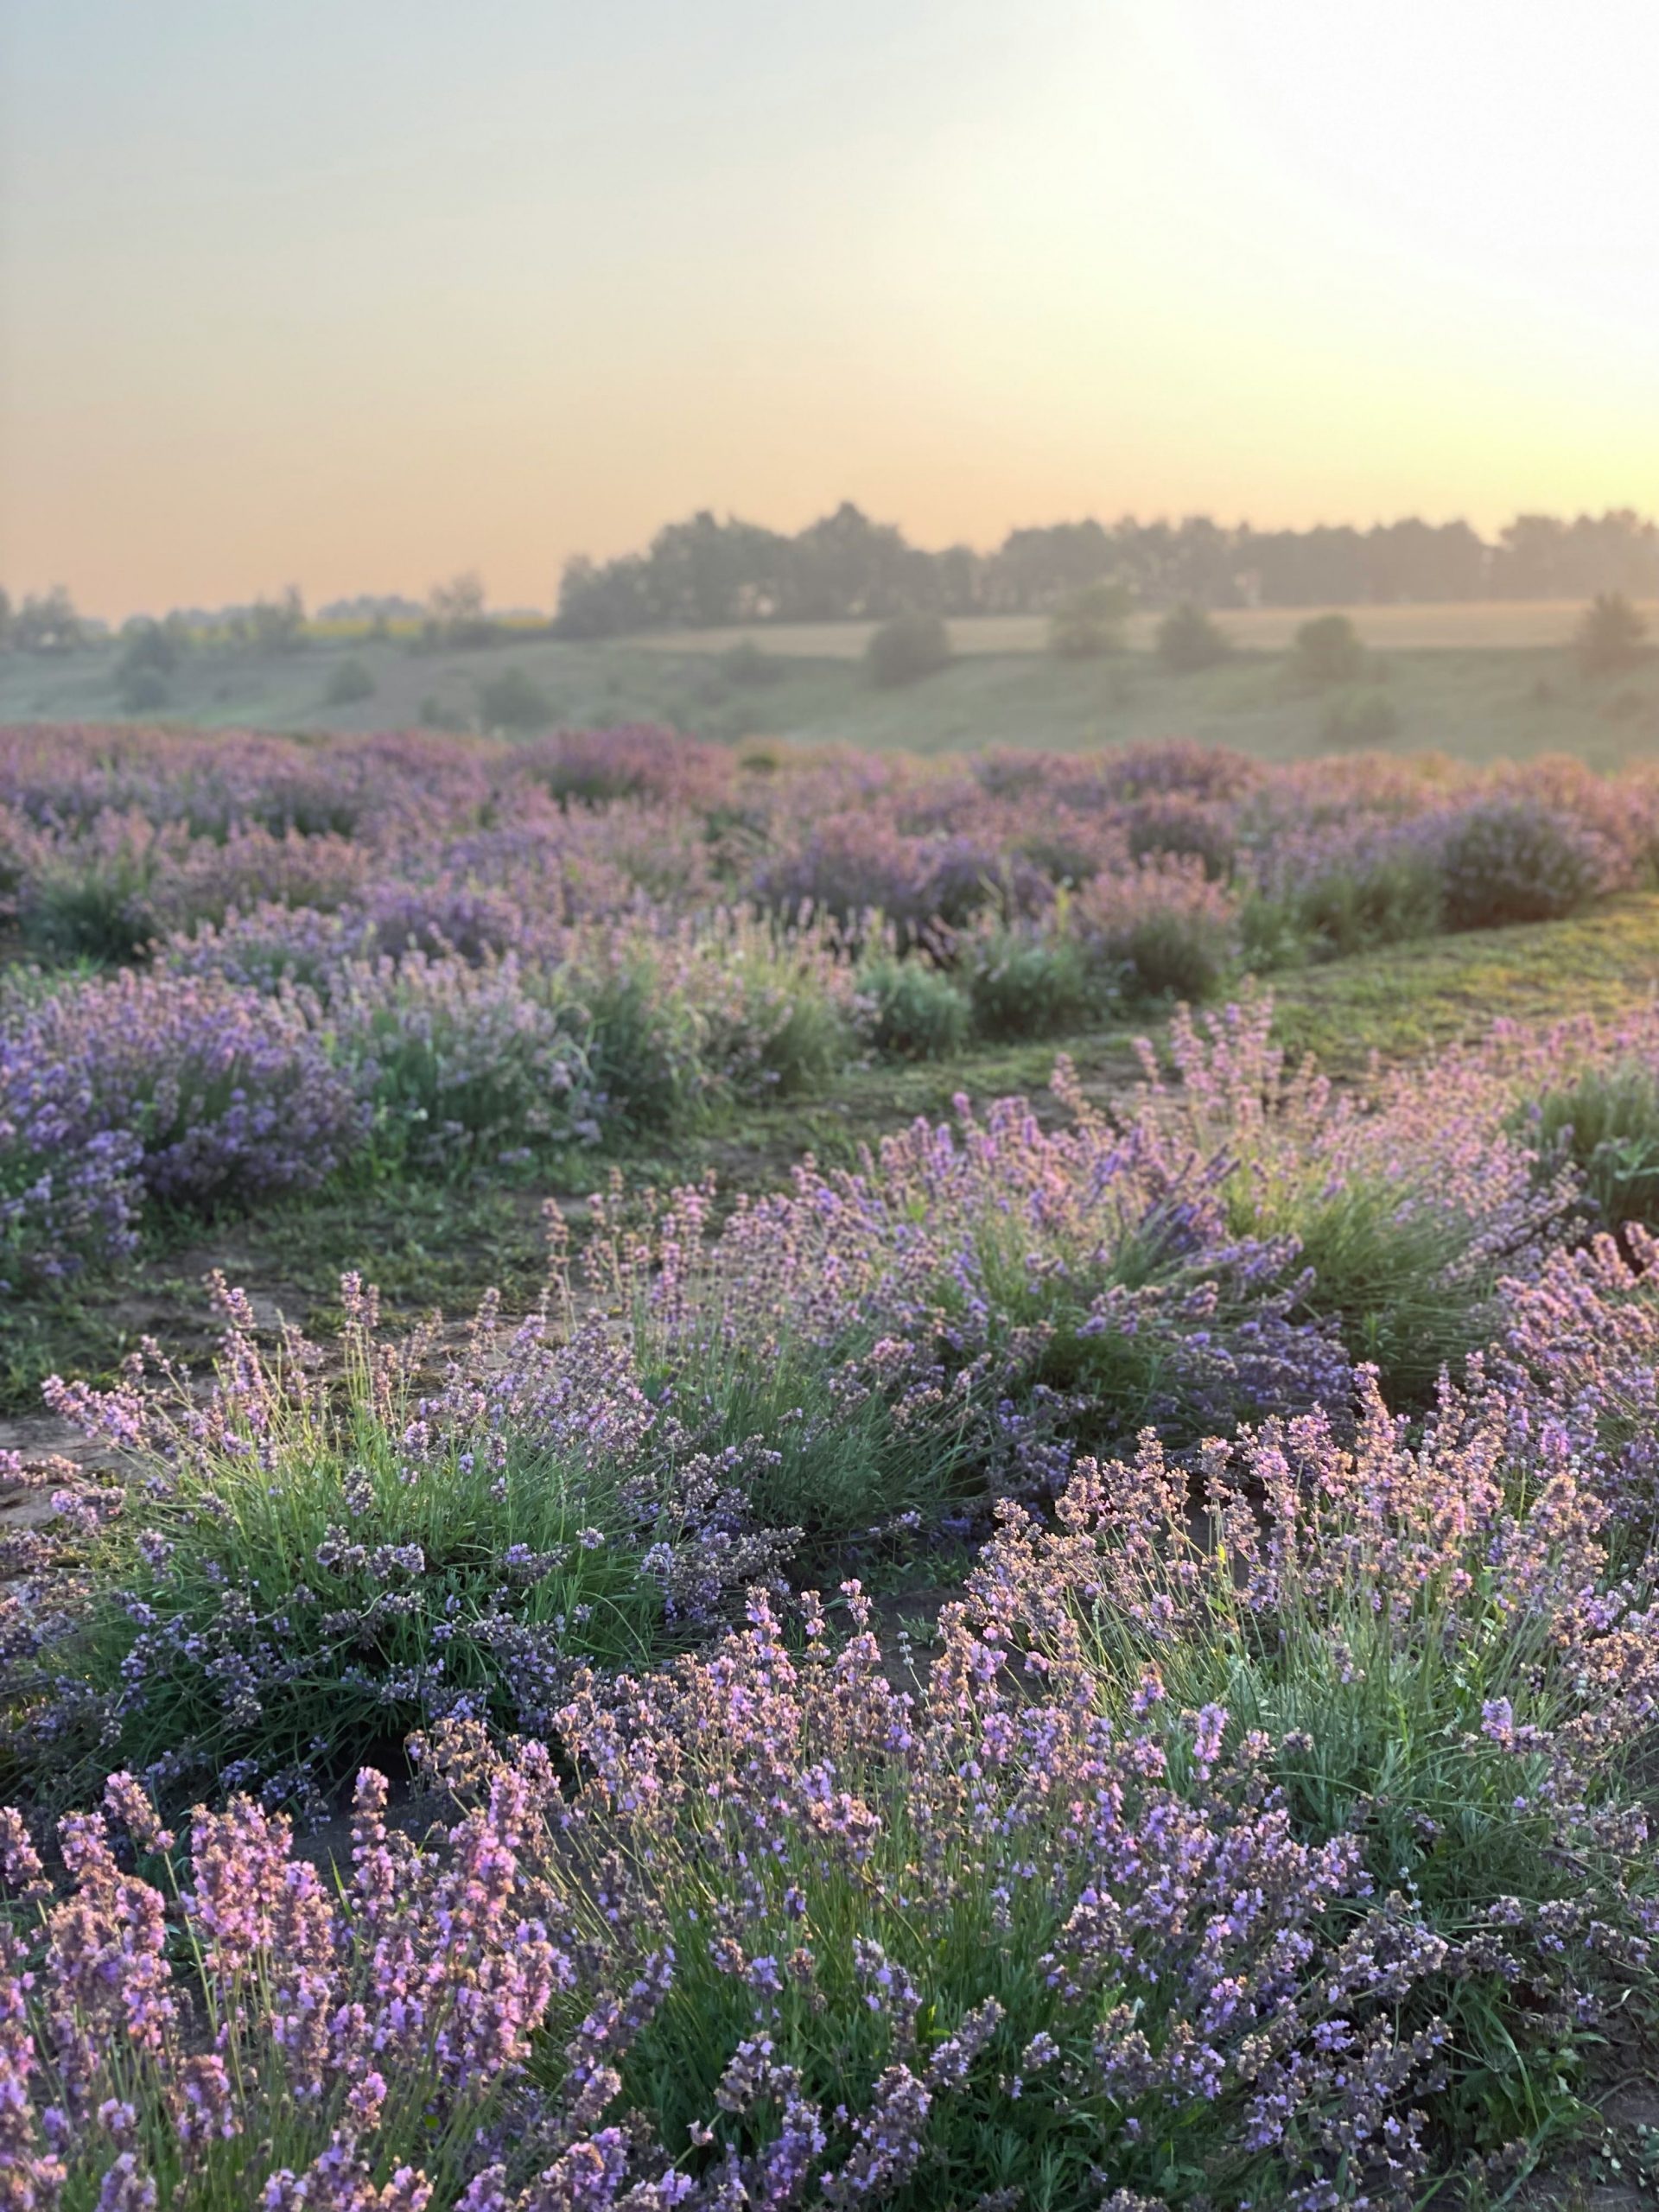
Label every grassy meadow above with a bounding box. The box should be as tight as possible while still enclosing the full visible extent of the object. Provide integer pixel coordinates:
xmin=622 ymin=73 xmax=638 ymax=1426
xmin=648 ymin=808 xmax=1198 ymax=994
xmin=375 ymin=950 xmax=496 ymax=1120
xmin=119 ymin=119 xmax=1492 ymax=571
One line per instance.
xmin=8 ymin=600 xmax=1659 ymax=765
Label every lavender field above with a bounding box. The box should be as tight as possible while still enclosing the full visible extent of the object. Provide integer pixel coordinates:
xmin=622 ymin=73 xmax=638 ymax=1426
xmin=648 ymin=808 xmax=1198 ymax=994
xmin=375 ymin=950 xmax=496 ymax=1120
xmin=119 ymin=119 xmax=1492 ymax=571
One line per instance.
xmin=8 ymin=719 xmax=1659 ymax=2207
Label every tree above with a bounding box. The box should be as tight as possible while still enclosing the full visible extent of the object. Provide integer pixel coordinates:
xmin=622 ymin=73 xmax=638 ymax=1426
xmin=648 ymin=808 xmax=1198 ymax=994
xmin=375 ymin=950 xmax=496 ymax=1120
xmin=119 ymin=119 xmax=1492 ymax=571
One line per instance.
xmin=15 ymin=586 xmax=84 ymax=653
xmin=1292 ymin=613 xmax=1365 ymax=685
xmin=427 ymin=572 xmax=494 ymax=649
xmin=0 ymin=588 xmax=12 ymax=649
xmin=1155 ymin=602 xmax=1230 ymax=672
xmin=1574 ymin=592 xmax=1648 ymax=677
xmin=556 ymin=553 xmax=651 ymax=639
xmin=1049 ymin=580 xmax=1134 ymax=659
xmin=249 ymin=588 xmax=307 ymax=653
xmin=118 ymin=617 xmax=182 ymax=677
xmin=118 ymin=666 xmax=170 ymax=715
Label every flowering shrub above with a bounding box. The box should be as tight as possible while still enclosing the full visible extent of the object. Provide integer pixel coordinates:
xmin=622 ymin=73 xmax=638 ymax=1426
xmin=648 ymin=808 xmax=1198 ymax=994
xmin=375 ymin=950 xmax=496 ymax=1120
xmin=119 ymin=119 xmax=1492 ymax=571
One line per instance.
xmin=856 ymin=952 xmax=970 ymax=1059
xmin=1070 ymin=855 xmax=1238 ymax=1001
xmin=1243 ymin=818 xmax=1446 ymax=960
xmin=327 ymin=950 xmax=599 ymax=1173
xmin=518 ymin=723 xmax=733 ymax=810
xmin=1489 ymin=1224 xmax=1659 ymax=1549
xmin=1119 ymin=995 xmax=1578 ymax=1406
xmin=1437 ymin=798 xmax=1613 ymax=930
xmin=8 ymin=1274 xmax=797 ymax=1814
xmin=968 ymin=1376 xmax=1659 ymax=2139
xmin=1510 ymin=1057 xmax=1659 ymax=1235
xmin=752 ymin=813 xmax=942 ymax=937
xmin=0 ymin=1589 xmax=1463 ymax=2211
xmin=1122 ymin=791 xmax=1237 ymax=880
xmin=959 ymin=915 xmax=1103 ymax=1039
xmin=586 ymin=1084 xmax=1353 ymax=1493
xmin=0 ymin=971 xmax=361 ymax=1280
xmin=0 ymin=1764 xmax=587 ymax=2211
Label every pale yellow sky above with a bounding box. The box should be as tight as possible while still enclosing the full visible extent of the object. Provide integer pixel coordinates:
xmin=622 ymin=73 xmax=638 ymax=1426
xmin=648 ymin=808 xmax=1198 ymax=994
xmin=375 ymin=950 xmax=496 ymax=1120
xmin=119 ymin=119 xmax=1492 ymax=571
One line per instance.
xmin=3 ymin=0 xmax=1656 ymax=620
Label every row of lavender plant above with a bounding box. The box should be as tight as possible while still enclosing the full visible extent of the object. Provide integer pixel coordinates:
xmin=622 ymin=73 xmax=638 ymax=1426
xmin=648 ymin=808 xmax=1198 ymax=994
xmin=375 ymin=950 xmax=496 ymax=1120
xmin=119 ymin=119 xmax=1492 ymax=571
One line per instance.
xmin=4 ymin=724 xmax=1653 ymax=963
xmin=0 ymin=904 xmax=872 ymax=1288
xmin=7 ymin=721 xmax=1659 ymax=1290
xmin=15 ymin=988 xmax=1659 ymax=1815
xmin=6 ymin=1343 xmax=1659 ymax=2204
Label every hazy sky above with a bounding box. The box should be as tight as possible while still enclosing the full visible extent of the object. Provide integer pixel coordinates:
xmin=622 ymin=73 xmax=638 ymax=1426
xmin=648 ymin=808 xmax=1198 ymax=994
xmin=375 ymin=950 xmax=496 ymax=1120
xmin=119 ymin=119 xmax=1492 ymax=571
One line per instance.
xmin=4 ymin=0 xmax=1657 ymax=619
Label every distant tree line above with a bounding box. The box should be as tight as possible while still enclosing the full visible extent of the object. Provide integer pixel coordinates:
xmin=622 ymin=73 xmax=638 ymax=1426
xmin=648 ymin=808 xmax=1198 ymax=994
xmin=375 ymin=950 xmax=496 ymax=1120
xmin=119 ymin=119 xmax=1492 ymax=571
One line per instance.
xmin=554 ymin=503 xmax=1659 ymax=638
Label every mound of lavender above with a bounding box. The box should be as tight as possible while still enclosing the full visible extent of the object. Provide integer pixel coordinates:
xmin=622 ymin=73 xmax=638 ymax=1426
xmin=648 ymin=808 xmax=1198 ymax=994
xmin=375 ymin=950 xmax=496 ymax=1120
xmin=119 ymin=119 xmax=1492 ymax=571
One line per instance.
xmin=2 ymin=1269 xmax=798 ymax=1816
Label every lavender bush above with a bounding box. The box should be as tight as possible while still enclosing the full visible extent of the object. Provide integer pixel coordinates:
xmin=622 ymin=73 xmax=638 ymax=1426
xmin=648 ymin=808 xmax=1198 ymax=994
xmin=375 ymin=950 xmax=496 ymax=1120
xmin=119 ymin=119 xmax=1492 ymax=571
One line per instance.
xmin=327 ymin=951 xmax=600 ymax=1173
xmin=0 ymin=1589 xmax=1466 ymax=2211
xmin=0 ymin=971 xmax=362 ymax=1282
xmin=7 ymin=1274 xmax=796 ymax=1815
xmin=967 ymin=1376 xmax=1659 ymax=2145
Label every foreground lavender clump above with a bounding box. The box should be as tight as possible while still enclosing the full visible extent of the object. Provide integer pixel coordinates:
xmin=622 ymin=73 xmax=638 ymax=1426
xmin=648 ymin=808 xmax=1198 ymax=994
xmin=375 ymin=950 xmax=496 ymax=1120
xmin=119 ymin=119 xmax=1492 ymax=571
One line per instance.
xmin=4 ymin=1273 xmax=796 ymax=1814
xmin=7 ymin=1316 xmax=1659 ymax=2197
xmin=8 ymin=1400 xmax=1656 ymax=2211
xmin=0 ymin=1580 xmax=1462 ymax=2210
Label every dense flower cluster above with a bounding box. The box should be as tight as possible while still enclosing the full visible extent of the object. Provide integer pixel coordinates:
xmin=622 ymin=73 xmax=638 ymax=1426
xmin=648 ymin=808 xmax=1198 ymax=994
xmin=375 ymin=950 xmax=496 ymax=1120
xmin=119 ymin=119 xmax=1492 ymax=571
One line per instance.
xmin=0 ymin=1581 xmax=1473 ymax=2212
xmin=1 ymin=970 xmax=362 ymax=1284
xmin=4 ymin=1272 xmax=798 ymax=1812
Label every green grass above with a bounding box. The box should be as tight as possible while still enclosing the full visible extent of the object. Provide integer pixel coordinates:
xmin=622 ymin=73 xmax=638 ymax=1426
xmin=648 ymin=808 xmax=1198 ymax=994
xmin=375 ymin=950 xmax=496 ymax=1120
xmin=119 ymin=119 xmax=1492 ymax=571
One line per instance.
xmin=1264 ymin=890 xmax=1659 ymax=1073
xmin=9 ymin=626 xmax=1659 ymax=765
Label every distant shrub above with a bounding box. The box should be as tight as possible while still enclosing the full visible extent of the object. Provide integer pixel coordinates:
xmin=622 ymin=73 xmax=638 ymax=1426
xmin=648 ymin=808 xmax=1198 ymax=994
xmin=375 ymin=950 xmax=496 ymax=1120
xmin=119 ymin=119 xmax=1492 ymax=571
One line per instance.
xmin=1440 ymin=797 xmax=1609 ymax=930
xmin=1574 ymin=590 xmax=1647 ymax=677
xmin=19 ymin=823 xmax=160 ymax=963
xmin=866 ymin=609 xmax=951 ymax=688
xmin=574 ymin=956 xmax=711 ymax=1131
xmin=1292 ymin=611 xmax=1365 ymax=685
xmin=1093 ymin=737 xmax=1260 ymax=803
xmin=1047 ymin=578 xmax=1133 ymax=658
xmin=1154 ymin=601 xmax=1231 ymax=672
xmin=478 ymin=666 xmax=550 ymax=732
xmin=860 ymin=951 xmax=971 ymax=1058
xmin=325 ymin=655 xmax=376 ymax=705
xmin=117 ymin=665 xmax=170 ymax=715
xmin=116 ymin=616 xmax=182 ymax=683
xmin=1072 ymin=856 xmax=1236 ymax=1001
xmin=693 ymin=915 xmax=861 ymax=1099
xmin=963 ymin=919 xmax=1100 ymax=1039
xmin=418 ymin=693 xmax=467 ymax=731
xmin=1321 ymin=684 xmax=1399 ymax=745
xmin=521 ymin=725 xmax=733 ymax=809
xmin=717 ymin=639 xmax=785 ymax=686
xmin=753 ymin=812 xmax=935 ymax=936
